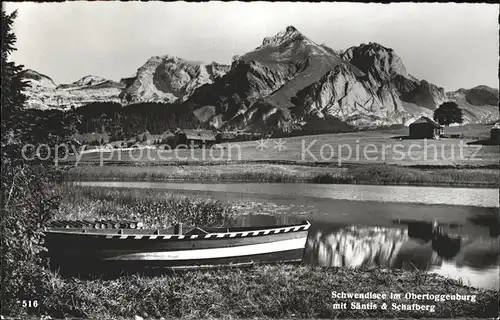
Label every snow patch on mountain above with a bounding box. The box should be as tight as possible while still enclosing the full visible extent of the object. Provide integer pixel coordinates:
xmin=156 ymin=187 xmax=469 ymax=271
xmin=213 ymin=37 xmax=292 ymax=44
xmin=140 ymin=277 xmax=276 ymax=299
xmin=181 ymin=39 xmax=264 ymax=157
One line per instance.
xmin=22 ymin=69 xmax=57 ymax=89
xmin=22 ymin=71 xmax=124 ymax=110
xmin=73 ymin=75 xmax=108 ymax=87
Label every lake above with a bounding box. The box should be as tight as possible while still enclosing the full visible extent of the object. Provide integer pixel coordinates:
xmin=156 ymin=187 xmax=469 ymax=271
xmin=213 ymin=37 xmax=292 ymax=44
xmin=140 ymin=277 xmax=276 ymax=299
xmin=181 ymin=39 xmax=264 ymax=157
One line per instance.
xmin=75 ymin=181 xmax=499 ymax=290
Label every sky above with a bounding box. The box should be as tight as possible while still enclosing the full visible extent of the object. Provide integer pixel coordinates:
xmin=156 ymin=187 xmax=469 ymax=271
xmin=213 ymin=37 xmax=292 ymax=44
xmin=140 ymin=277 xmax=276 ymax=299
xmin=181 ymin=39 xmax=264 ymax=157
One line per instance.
xmin=4 ymin=2 xmax=499 ymax=91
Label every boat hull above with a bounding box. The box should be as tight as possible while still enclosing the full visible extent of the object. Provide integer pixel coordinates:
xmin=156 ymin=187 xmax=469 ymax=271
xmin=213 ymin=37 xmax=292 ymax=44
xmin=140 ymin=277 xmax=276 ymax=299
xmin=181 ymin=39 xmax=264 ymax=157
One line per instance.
xmin=45 ymin=221 xmax=310 ymax=273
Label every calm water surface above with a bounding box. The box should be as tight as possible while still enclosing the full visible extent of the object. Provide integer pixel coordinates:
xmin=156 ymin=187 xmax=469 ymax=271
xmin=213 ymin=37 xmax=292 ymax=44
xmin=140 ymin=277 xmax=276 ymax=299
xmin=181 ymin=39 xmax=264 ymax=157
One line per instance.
xmin=75 ymin=181 xmax=499 ymax=290
xmin=77 ymin=181 xmax=499 ymax=207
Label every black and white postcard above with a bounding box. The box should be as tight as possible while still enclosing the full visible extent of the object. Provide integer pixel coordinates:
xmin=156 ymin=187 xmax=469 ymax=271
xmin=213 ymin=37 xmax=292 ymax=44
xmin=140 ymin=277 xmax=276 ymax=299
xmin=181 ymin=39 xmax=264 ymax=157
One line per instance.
xmin=1 ymin=2 xmax=499 ymax=319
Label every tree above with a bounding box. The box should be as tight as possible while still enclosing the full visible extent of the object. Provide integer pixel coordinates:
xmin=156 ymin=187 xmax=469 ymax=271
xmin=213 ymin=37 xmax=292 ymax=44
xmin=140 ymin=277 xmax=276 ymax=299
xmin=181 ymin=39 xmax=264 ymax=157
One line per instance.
xmin=1 ymin=10 xmax=77 ymax=315
xmin=1 ymin=10 xmax=28 ymax=164
xmin=433 ymin=101 xmax=463 ymax=126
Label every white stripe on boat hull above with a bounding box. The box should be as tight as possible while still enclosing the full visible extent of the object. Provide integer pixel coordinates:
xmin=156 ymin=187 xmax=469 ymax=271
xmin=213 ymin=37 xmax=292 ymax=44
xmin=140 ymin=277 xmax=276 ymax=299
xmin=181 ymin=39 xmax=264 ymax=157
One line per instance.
xmin=106 ymin=237 xmax=307 ymax=261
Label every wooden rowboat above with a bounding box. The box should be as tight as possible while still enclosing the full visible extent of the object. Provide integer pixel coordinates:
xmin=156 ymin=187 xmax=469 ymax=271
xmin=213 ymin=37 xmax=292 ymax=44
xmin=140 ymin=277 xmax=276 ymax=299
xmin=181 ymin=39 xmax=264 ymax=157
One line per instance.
xmin=44 ymin=220 xmax=311 ymax=273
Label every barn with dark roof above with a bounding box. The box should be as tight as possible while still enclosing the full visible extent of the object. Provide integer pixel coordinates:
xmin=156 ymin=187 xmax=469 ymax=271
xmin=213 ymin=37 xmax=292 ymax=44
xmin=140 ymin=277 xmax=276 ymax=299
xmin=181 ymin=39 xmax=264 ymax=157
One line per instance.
xmin=490 ymin=122 xmax=500 ymax=143
xmin=409 ymin=116 xmax=443 ymax=139
xmin=175 ymin=129 xmax=217 ymax=147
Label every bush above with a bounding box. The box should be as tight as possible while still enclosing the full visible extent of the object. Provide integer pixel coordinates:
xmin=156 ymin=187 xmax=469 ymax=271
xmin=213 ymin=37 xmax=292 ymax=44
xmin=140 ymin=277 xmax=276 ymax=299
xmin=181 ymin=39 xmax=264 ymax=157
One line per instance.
xmin=1 ymin=166 xmax=61 ymax=315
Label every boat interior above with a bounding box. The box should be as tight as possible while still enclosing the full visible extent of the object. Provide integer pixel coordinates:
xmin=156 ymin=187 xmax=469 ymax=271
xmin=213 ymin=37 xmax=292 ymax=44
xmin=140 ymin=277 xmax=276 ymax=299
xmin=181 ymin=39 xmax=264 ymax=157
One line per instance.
xmin=45 ymin=220 xmax=311 ymax=235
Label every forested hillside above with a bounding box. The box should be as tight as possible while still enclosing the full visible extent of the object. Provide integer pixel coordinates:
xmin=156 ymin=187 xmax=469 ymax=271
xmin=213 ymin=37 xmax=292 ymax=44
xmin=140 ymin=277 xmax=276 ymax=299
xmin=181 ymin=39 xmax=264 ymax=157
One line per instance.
xmin=22 ymin=102 xmax=202 ymax=142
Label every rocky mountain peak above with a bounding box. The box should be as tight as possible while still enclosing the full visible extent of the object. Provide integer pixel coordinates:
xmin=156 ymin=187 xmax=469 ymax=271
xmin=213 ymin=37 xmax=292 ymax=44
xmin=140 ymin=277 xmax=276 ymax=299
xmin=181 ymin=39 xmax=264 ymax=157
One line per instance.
xmin=463 ymin=85 xmax=498 ymax=106
xmin=22 ymin=69 xmax=57 ymax=88
xmin=341 ymin=42 xmax=409 ymax=80
xmin=261 ymin=25 xmax=304 ymax=47
xmin=21 ymin=26 xmax=498 ymax=129
xmin=23 ymin=68 xmax=48 ymax=79
xmin=119 ymin=54 xmax=230 ymax=104
xmin=472 ymin=85 xmax=498 ymax=92
xmin=367 ymin=42 xmax=392 ymax=51
xmin=148 ymin=55 xmax=205 ymax=66
xmin=22 ymin=69 xmax=123 ymax=110
xmin=244 ymin=25 xmax=335 ymax=65
xmin=73 ymin=75 xmax=108 ymax=86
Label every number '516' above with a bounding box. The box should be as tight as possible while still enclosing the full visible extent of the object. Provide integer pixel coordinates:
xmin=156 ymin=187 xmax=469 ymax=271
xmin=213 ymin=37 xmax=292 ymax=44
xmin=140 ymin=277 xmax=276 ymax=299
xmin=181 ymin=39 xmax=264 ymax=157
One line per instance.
xmin=21 ymin=300 xmax=38 ymax=308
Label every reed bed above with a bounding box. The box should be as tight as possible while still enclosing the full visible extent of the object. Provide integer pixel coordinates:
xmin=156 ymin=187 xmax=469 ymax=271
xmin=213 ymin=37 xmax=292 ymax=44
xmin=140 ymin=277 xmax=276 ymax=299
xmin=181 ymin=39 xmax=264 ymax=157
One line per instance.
xmin=54 ymin=185 xmax=236 ymax=228
xmin=65 ymin=163 xmax=499 ymax=187
xmin=348 ymin=165 xmax=499 ymax=186
xmin=65 ymin=163 xmax=345 ymax=183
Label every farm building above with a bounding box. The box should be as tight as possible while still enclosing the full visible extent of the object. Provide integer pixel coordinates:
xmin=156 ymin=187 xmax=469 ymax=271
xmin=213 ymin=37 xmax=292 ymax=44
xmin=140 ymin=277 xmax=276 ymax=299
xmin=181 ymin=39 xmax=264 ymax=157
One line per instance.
xmin=409 ymin=116 xmax=443 ymax=139
xmin=176 ymin=129 xmax=217 ymax=147
xmin=216 ymin=132 xmax=238 ymax=143
xmin=491 ymin=123 xmax=500 ymax=143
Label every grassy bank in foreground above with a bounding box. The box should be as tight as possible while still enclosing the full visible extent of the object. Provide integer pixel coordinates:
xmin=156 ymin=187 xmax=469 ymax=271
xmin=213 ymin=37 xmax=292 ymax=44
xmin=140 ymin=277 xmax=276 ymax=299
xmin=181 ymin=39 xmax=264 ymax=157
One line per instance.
xmin=33 ymin=265 xmax=498 ymax=319
xmin=66 ymin=163 xmax=500 ymax=187
xmin=54 ymin=185 xmax=236 ymax=228
xmin=30 ymin=185 xmax=497 ymax=319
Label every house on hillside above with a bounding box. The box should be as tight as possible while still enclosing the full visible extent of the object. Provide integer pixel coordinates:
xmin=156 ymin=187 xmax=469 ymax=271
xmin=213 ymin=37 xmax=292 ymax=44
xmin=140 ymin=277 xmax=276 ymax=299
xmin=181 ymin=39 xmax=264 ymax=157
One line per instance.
xmin=216 ymin=132 xmax=238 ymax=143
xmin=176 ymin=129 xmax=217 ymax=147
xmin=409 ymin=116 xmax=443 ymax=139
xmin=490 ymin=123 xmax=500 ymax=143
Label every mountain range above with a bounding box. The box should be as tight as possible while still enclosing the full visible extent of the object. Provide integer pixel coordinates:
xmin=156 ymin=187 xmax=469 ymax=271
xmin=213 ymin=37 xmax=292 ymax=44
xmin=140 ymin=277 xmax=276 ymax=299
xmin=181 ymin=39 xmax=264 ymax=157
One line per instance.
xmin=22 ymin=26 xmax=498 ymax=132
xmin=22 ymin=69 xmax=125 ymax=109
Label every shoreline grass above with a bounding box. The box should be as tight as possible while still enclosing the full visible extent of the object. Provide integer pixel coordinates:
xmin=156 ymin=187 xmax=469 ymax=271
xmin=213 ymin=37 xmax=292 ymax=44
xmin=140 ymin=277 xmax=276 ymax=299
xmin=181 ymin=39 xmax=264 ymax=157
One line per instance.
xmin=54 ymin=185 xmax=236 ymax=228
xmin=65 ymin=163 xmax=500 ymax=188
xmin=30 ymin=265 xmax=500 ymax=319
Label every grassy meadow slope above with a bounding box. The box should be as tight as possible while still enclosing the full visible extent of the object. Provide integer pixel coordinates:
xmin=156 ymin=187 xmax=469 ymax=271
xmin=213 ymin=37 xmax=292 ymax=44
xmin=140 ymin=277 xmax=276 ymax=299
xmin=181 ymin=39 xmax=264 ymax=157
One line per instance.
xmin=70 ymin=125 xmax=499 ymax=166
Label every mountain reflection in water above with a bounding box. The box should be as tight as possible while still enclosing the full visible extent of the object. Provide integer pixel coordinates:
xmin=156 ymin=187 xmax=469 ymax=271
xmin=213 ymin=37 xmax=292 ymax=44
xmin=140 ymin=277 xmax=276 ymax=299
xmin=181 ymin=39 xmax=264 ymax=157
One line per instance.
xmin=304 ymin=223 xmax=499 ymax=290
xmin=305 ymin=226 xmax=411 ymax=268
